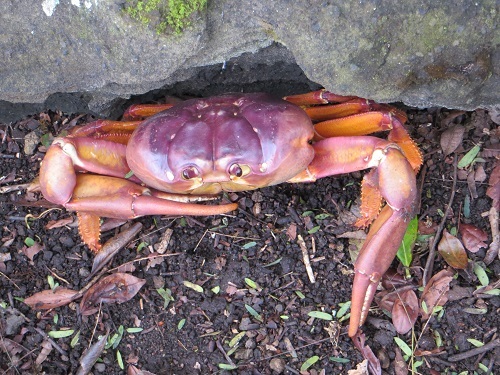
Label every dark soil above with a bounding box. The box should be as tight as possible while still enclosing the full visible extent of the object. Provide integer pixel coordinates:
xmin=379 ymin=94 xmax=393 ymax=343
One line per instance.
xmin=0 ymin=96 xmax=499 ymax=375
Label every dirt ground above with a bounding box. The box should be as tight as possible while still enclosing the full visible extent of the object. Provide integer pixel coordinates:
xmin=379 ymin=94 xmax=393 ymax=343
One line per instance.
xmin=0 ymin=95 xmax=499 ymax=375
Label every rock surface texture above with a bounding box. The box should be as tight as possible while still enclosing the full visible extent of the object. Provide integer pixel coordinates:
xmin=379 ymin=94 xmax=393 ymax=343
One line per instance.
xmin=0 ymin=0 xmax=498 ymax=122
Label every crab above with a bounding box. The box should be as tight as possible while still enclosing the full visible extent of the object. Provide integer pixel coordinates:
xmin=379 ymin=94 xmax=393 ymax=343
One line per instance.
xmin=37 ymin=90 xmax=422 ymax=337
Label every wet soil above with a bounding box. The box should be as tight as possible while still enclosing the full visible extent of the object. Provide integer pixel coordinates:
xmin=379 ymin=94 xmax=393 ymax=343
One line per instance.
xmin=0 ymin=99 xmax=499 ymax=375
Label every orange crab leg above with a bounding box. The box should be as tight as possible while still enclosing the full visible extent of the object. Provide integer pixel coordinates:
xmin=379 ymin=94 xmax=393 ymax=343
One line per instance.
xmin=67 ymin=175 xmax=238 ymax=219
xmin=304 ymin=99 xmax=378 ymax=121
xmin=304 ymin=99 xmax=407 ymax=123
xmin=69 ymin=120 xmax=141 ymax=141
xmin=40 ymin=137 xmax=134 ymax=205
xmin=313 ymin=111 xmax=422 ymax=173
xmin=284 ymin=89 xmax=357 ymax=105
xmin=67 ymin=175 xmax=237 ymax=251
xmin=122 ymin=103 xmax=174 ymax=120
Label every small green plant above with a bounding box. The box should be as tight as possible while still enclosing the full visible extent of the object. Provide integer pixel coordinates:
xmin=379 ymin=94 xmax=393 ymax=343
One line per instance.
xmin=124 ymin=0 xmax=207 ymax=35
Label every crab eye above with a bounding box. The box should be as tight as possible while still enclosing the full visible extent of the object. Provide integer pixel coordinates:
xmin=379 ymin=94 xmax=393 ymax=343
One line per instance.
xmin=228 ymin=163 xmax=243 ymax=178
xmin=181 ymin=166 xmax=200 ymax=180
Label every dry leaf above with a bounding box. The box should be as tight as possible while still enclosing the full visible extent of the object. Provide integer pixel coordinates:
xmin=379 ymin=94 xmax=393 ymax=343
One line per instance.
xmin=486 ymin=163 xmax=500 ymax=210
xmin=35 ymin=340 xmax=52 ymax=365
xmin=22 ymin=242 xmax=44 ymax=261
xmin=145 ymin=254 xmax=165 ymax=271
xmin=392 ymin=290 xmax=419 ymax=334
xmin=214 ymin=256 xmax=226 ymax=270
xmin=421 ymin=269 xmax=454 ymax=320
xmin=418 ymin=219 xmax=438 ymax=235
xmin=440 ymin=125 xmax=465 ymax=156
xmin=438 ymin=230 xmax=468 ymax=269
xmin=460 ymin=223 xmax=488 ymax=253
xmin=0 ymin=337 xmax=25 ymax=356
xmin=381 ymin=269 xmax=410 ymax=290
xmin=286 ymin=223 xmax=297 ymax=241
xmin=474 ymin=165 xmax=487 ymax=182
xmin=128 ymin=365 xmax=158 ymax=375
xmin=351 ymin=331 xmax=381 ymax=375
xmin=80 ymin=273 xmax=145 ymax=315
xmin=347 ymin=360 xmax=369 ymax=375
xmin=481 ymin=144 xmax=500 ymax=159
xmin=90 ymin=222 xmax=143 ymax=277
xmin=45 ymin=217 xmax=74 ymax=229
xmin=77 ymin=332 xmax=109 ymax=375
xmin=394 ymin=346 xmax=408 ymax=375
xmin=467 ymin=169 xmax=478 ymax=199
xmin=24 ymin=287 xmax=79 ymax=309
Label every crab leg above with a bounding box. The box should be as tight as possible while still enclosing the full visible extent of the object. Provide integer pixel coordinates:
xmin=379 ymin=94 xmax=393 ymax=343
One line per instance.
xmin=40 ymin=136 xmax=238 ymax=251
xmin=284 ymin=89 xmax=357 ymax=105
xmin=285 ymin=89 xmax=421 ymax=173
xmin=289 ymin=136 xmax=417 ymax=336
xmin=122 ymin=103 xmax=175 ymax=120
xmin=69 ymin=120 xmax=141 ymax=140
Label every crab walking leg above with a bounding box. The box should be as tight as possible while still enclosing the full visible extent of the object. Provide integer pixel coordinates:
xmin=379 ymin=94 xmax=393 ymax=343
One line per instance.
xmin=65 ymin=175 xmax=237 ymax=251
xmin=122 ymin=103 xmax=174 ymax=120
xmin=284 ymin=89 xmax=357 ymax=105
xmin=289 ymin=136 xmax=417 ymax=336
xmin=312 ymin=112 xmax=422 ymax=173
xmin=64 ymin=175 xmax=238 ymax=219
xmin=69 ymin=120 xmax=141 ymax=139
xmin=40 ymin=137 xmax=136 ymax=204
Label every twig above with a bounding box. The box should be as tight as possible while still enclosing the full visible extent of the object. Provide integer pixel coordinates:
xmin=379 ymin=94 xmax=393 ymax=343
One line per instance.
xmin=0 ymin=271 xmax=20 ymax=290
xmin=447 ymin=338 xmax=500 ymax=362
xmin=215 ymin=339 xmax=236 ymax=368
xmin=0 ymin=183 xmax=31 ymax=193
xmin=423 ymin=154 xmax=458 ymax=286
xmin=33 ymin=327 xmax=67 ymax=356
xmin=297 ymin=235 xmax=315 ymax=283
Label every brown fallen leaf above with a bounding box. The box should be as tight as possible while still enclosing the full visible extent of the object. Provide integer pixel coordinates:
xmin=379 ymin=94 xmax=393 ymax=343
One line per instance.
xmin=418 ymin=219 xmax=438 ymax=235
xmin=145 ymin=254 xmax=166 ymax=271
xmin=377 ymin=285 xmax=415 ymax=314
xmin=381 ymin=269 xmax=411 ymax=290
xmin=438 ymin=230 xmax=468 ymax=269
xmin=392 ymin=290 xmax=419 ymax=335
xmin=24 ymin=287 xmax=79 ymax=309
xmin=394 ymin=346 xmax=408 ymax=375
xmin=286 ymin=223 xmax=297 ymax=241
xmin=80 ymin=273 xmax=146 ymax=316
xmin=76 ymin=331 xmax=109 ymax=375
xmin=460 ymin=223 xmax=488 ymax=253
xmin=90 ymin=222 xmax=143 ymax=277
xmin=351 ymin=331 xmax=381 ymax=375
xmin=440 ymin=124 xmax=465 ymax=156
xmin=474 ymin=165 xmax=487 ymax=182
xmin=486 ymin=163 xmax=500 ymax=210
xmin=35 ymin=340 xmax=52 ymax=365
xmin=22 ymin=242 xmax=44 ymax=261
xmin=128 ymin=364 xmax=158 ymax=375
xmin=421 ymin=269 xmax=454 ymax=320
xmin=0 ymin=337 xmax=26 ymax=356
xmin=45 ymin=217 xmax=74 ymax=229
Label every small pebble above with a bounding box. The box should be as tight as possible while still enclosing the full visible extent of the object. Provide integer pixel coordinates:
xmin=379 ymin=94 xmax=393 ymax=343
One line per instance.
xmin=269 ymin=358 xmax=286 ymax=373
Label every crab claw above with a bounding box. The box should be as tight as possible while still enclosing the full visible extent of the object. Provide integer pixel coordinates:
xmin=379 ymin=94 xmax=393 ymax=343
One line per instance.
xmin=289 ymin=136 xmax=418 ymax=336
xmin=349 ymin=205 xmax=410 ymax=336
xmin=348 ymin=145 xmax=417 ymax=337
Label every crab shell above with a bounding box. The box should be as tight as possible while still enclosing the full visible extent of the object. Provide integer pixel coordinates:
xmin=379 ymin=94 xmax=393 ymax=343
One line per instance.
xmin=126 ymin=93 xmax=315 ymax=195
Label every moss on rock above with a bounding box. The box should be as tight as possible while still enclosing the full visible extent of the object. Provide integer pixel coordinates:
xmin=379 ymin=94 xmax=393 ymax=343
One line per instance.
xmin=124 ymin=0 xmax=207 ymax=35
